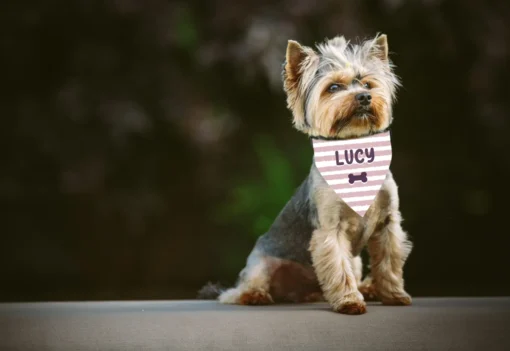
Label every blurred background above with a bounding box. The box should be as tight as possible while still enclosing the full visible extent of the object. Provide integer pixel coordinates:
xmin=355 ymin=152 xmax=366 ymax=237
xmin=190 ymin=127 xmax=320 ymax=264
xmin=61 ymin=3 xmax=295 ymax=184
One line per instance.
xmin=1 ymin=0 xmax=509 ymax=302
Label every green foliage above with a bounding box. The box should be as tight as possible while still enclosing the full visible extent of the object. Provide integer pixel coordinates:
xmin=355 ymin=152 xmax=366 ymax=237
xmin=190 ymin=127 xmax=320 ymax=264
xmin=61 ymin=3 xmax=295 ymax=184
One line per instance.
xmin=212 ymin=134 xmax=312 ymax=276
xmin=175 ymin=6 xmax=198 ymax=50
xmin=215 ymin=135 xmax=303 ymax=239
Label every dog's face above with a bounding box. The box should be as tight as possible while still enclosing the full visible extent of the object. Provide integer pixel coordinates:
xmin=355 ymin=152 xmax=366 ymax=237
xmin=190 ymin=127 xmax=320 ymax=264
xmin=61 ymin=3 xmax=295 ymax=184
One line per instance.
xmin=283 ymin=35 xmax=400 ymax=139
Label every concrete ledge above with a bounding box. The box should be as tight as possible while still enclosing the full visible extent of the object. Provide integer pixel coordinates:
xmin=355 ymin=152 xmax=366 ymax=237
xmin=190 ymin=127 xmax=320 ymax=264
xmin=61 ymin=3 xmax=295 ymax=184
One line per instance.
xmin=1 ymin=298 xmax=509 ymax=351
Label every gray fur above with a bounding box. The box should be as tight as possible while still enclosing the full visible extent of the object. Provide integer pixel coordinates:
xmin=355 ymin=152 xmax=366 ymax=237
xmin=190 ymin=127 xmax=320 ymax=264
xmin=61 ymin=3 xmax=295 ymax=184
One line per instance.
xmin=253 ymin=174 xmax=317 ymax=265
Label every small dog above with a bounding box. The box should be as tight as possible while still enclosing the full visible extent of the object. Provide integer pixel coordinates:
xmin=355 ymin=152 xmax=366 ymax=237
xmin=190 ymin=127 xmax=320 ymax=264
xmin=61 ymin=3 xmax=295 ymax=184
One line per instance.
xmin=199 ymin=34 xmax=412 ymax=315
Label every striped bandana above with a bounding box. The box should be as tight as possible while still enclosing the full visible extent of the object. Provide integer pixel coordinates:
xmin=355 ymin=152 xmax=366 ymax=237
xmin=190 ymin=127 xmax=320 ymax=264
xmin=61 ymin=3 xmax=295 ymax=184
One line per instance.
xmin=312 ymin=131 xmax=392 ymax=217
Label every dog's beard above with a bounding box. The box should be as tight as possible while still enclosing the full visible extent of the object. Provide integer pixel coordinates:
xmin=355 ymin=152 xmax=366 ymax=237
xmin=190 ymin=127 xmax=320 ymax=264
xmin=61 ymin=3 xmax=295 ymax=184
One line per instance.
xmin=331 ymin=107 xmax=380 ymax=135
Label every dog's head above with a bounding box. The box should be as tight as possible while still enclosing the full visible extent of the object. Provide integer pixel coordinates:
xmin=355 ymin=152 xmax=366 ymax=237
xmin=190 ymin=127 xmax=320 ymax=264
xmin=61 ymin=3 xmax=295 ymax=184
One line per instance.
xmin=282 ymin=34 xmax=400 ymax=139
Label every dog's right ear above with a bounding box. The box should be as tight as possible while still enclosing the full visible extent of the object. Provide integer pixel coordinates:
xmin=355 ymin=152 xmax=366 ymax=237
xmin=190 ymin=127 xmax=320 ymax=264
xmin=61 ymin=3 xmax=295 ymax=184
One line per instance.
xmin=284 ymin=40 xmax=307 ymax=84
xmin=283 ymin=40 xmax=318 ymax=131
xmin=283 ymin=42 xmax=316 ymax=99
xmin=283 ymin=40 xmax=317 ymax=93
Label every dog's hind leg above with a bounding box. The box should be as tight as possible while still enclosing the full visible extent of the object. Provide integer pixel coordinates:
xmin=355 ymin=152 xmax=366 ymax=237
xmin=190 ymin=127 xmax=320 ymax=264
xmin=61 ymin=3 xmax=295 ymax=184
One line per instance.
xmin=218 ymin=250 xmax=274 ymax=305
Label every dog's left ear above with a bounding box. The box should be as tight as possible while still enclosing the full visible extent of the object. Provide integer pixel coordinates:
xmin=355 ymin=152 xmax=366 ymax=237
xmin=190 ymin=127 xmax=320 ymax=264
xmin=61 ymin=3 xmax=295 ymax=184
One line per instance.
xmin=372 ymin=34 xmax=389 ymax=62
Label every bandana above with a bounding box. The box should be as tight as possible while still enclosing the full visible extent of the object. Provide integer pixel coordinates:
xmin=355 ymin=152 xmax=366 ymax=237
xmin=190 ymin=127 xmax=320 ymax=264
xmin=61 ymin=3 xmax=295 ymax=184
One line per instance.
xmin=312 ymin=131 xmax=392 ymax=217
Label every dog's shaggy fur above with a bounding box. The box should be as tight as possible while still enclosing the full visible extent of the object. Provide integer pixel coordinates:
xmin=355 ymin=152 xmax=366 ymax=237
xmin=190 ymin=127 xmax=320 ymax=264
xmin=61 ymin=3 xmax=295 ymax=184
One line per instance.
xmin=198 ymin=34 xmax=412 ymax=314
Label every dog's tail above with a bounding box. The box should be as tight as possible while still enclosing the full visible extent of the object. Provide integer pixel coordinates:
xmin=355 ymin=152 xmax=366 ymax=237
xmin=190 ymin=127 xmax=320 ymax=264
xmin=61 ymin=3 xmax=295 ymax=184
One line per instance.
xmin=196 ymin=281 xmax=227 ymax=300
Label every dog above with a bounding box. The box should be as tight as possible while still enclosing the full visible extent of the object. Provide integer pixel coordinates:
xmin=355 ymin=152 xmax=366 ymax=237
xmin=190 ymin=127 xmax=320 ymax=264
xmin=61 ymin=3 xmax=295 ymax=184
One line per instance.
xmin=198 ymin=34 xmax=412 ymax=315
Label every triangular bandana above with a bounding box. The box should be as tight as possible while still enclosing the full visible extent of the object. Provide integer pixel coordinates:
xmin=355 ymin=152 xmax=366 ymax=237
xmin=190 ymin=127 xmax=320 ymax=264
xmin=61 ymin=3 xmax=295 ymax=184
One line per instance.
xmin=312 ymin=131 xmax=392 ymax=217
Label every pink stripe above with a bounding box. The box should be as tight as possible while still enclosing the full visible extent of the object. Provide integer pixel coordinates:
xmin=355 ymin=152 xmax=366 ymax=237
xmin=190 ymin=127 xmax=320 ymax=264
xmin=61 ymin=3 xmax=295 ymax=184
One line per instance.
xmin=312 ymin=139 xmax=332 ymax=145
xmin=343 ymin=199 xmax=376 ymax=206
xmin=321 ymin=169 xmax=389 ymax=181
xmin=331 ymin=178 xmax=387 ymax=190
xmin=316 ymin=159 xmax=391 ymax=172
xmin=334 ymin=190 xmax=380 ymax=197
xmin=315 ymin=149 xmax=392 ymax=162
xmin=314 ymin=141 xmax=391 ymax=152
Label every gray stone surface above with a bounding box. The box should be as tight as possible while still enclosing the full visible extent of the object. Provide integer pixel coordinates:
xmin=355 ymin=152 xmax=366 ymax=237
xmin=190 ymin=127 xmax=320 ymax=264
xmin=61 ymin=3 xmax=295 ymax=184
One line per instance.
xmin=1 ymin=298 xmax=509 ymax=351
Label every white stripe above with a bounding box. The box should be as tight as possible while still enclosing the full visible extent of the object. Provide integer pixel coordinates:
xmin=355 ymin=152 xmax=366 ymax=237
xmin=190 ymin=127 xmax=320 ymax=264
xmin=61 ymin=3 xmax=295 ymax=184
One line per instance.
xmin=313 ymin=135 xmax=390 ymax=148
xmin=327 ymin=174 xmax=387 ymax=185
xmin=314 ymin=145 xmax=391 ymax=157
xmin=340 ymin=195 xmax=378 ymax=202
xmin=315 ymin=155 xmax=392 ymax=168
xmin=320 ymin=165 xmax=391 ymax=176
xmin=334 ymin=185 xmax=383 ymax=194
xmin=350 ymin=205 xmax=370 ymax=211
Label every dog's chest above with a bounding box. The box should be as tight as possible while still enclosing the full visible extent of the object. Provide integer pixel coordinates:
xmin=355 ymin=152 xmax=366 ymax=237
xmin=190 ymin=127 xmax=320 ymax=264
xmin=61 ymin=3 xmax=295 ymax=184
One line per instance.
xmin=339 ymin=202 xmax=375 ymax=255
xmin=312 ymin=178 xmax=385 ymax=255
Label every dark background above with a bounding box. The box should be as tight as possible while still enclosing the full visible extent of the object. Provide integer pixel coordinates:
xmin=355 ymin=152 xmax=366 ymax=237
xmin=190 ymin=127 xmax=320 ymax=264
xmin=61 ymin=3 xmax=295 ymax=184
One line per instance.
xmin=1 ymin=0 xmax=509 ymax=302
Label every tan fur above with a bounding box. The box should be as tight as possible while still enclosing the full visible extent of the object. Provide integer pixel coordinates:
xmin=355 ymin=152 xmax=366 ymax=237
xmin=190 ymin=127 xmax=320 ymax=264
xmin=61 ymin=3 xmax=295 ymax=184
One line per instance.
xmin=218 ymin=250 xmax=273 ymax=305
xmin=309 ymin=225 xmax=365 ymax=313
xmin=284 ymin=40 xmax=320 ymax=131
xmin=353 ymin=255 xmax=363 ymax=285
xmin=366 ymin=174 xmax=413 ymax=305
xmin=308 ymin=166 xmax=412 ymax=312
xmin=358 ymin=275 xmax=378 ymax=301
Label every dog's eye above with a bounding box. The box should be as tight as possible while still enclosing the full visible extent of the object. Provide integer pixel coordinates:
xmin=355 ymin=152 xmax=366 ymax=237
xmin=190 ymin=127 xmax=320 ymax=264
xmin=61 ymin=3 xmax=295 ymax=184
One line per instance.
xmin=363 ymin=82 xmax=371 ymax=89
xmin=328 ymin=84 xmax=344 ymax=93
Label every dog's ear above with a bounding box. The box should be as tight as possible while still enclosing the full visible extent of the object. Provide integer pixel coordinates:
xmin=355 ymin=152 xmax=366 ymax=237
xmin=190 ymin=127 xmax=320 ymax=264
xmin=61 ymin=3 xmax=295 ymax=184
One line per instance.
xmin=284 ymin=40 xmax=307 ymax=84
xmin=371 ymin=34 xmax=389 ymax=62
xmin=283 ymin=40 xmax=318 ymax=94
xmin=283 ymin=40 xmax=318 ymax=132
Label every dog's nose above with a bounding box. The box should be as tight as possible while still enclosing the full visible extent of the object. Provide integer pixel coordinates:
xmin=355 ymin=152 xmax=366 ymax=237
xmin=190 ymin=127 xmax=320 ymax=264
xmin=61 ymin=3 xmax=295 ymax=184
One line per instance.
xmin=355 ymin=92 xmax=372 ymax=106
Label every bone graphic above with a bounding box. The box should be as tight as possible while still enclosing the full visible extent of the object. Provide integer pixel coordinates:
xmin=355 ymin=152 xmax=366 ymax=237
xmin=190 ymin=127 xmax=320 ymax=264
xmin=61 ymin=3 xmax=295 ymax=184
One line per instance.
xmin=348 ymin=172 xmax=368 ymax=184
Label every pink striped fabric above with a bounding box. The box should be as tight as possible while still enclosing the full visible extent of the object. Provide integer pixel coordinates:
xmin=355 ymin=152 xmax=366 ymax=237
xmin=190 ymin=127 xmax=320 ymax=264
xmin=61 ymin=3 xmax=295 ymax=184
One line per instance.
xmin=312 ymin=131 xmax=392 ymax=217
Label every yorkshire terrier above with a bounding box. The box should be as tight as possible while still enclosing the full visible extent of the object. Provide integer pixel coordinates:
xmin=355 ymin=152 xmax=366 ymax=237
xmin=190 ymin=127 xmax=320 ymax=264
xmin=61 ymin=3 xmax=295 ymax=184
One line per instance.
xmin=198 ymin=34 xmax=412 ymax=314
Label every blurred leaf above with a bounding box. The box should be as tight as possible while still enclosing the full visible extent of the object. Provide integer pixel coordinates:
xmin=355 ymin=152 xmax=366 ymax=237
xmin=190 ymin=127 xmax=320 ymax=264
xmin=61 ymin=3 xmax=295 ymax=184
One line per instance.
xmin=213 ymin=134 xmax=300 ymax=240
xmin=175 ymin=7 xmax=198 ymax=50
xmin=254 ymin=135 xmax=295 ymax=202
xmin=253 ymin=215 xmax=274 ymax=238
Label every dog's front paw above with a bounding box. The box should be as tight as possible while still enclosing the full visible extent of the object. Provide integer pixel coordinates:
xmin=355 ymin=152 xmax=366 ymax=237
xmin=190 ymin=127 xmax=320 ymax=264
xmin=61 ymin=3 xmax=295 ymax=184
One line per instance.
xmin=381 ymin=291 xmax=412 ymax=306
xmin=358 ymin=278 xmax=378 ymax=301
xmin=337 ymin=301 xmax=367 ymax=315
xmin=332 ymin=292 xmax=367 ymax=315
